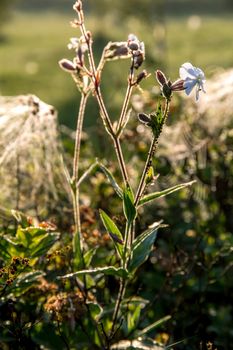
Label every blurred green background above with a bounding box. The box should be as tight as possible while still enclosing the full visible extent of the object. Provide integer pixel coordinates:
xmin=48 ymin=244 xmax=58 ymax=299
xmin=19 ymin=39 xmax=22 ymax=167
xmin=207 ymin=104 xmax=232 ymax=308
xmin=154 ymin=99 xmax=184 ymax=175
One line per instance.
xmin=0 ymin=0 xmax=233 ymax=128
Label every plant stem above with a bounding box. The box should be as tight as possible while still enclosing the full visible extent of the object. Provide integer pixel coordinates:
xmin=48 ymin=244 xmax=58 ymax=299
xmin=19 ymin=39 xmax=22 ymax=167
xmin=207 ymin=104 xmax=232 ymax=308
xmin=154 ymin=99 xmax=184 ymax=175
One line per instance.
xmin=134 ymin=100 xmax=170 ymax=207
xmin=72 ymin=93 xmax=88 ymax=251
xmin=116 ymin=66 xmax=134 ymax=135
xmin=110 ymin=278 xmax=127 ymax=338
xmin=77 ymin=8 xmax=130 ymax=188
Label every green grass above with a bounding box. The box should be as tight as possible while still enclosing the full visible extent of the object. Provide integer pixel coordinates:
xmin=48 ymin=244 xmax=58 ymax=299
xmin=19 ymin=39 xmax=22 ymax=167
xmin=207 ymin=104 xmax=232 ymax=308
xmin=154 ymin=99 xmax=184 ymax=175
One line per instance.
xmin=0 ymin=11 xmax=232 ymax=127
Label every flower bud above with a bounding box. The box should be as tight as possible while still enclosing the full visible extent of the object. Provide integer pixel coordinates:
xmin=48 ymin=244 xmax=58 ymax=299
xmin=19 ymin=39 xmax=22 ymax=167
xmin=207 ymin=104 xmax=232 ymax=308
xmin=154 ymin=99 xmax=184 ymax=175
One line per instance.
xmin=133 ymin=51 xmax=144 ymax=69
xmin=73 ymin=0 xmax=82 ymax=12
xmin=162 ymin=83 xmax=172 ymax=100
xmin=171 ymin=79 xmax=185 ymax=91
xmin=136 ymin=70 xmax=149 ymax=84
xmin=59 ymin=59 xmax=76 ymax=73
xmin=128 ymin=41 xmax=139 ymax=51
xmin=138 ymin=113 xmax=151 ymax=125
xmin=155 ymin=70 xmax=167 ymax=86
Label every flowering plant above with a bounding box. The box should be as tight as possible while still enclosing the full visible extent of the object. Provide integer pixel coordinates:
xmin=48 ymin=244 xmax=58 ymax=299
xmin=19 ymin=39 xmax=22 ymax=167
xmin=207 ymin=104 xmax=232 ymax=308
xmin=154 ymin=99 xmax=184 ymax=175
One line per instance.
xmin=57 ymin=1 xmax=206 ymax=348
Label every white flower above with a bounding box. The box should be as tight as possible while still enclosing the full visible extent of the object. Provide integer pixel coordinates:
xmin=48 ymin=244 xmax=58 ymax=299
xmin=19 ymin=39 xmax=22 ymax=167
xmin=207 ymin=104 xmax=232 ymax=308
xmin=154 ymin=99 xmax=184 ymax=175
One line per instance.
xmin=179 ymin=62 xmax=206 ymax=101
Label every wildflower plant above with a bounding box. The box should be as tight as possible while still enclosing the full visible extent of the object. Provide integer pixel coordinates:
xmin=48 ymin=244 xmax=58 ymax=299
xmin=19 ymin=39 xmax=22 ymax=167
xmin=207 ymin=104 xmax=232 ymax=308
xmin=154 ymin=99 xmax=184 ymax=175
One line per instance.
xmin=0 ymin=1 xmax=208 ymax=349
xmin=57 ymin=1 xmax=206 ymax=348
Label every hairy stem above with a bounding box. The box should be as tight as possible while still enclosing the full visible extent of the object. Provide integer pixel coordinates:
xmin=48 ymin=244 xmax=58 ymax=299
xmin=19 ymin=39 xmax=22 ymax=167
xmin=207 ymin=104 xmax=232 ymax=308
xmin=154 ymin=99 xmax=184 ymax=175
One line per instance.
xmin=134 ymin=100 xmax=170 ymax=207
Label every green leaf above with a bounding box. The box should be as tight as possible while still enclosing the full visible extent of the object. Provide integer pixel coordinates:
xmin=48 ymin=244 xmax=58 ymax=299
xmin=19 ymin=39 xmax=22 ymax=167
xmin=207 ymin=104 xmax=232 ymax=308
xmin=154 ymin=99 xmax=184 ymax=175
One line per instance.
xmin=84 ymin=247 xmax=97 ymax=267
xmin=57 ymin=266 xmax=129 ymax=280
xmin=30 ymin=232 xmax=59 ymax=258
xmin=123 ymin=187 xmax=137 ymax=223
xmin=87 ymin=302 xmax=103 ymax=321
xmin=98 ymin=162 xmax=123 ymax=198
xmin=10 ymin=271 xmax=45 ymax=296
xmin=129 ymin=222 xmax=162 ymax=273
xmin=136 ymin=315 xmax=171 ymax=336
xmin=138 ymin=180 xmax=196 ymax=207
xmin=11 ymin=209 xmax=30 ymax=228
xmin=127 ymin=304 xmax=141 ymax=333
xmin=0 ymin=228 xmax=59 ymax=259
xmin=99 ymin=209 xmax=124 ymax=259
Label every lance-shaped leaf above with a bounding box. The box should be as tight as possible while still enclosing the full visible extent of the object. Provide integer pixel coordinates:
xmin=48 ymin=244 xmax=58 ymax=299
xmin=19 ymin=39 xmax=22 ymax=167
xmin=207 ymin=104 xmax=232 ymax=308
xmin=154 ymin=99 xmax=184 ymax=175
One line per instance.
xmin=129 ymin=222 xmax=162 ymax=273
xmin=10 ymin=271 xmax=45 ymax=296
xmin=136 ymin=315 xmax=171 ymax=337
xmin=98 ymin=162 xmax=123 ymax=198
xmin=57 ymin=266 xmax=129 ymax=280
xmin=123 ymin=187 xmax=137 ymax=223
xmin=99 ymin=209 xmax=124 ymax=258
xmin=138 ymin=180 xmax=196 ymax=207
xmin=84 ymin=247 xmax=97 ymax=268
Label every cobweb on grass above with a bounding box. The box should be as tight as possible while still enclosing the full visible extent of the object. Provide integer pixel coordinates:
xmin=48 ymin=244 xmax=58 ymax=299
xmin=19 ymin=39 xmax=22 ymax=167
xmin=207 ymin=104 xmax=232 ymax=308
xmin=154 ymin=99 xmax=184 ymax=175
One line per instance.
xmin=0 ymin=95 xmax=70 ymax=221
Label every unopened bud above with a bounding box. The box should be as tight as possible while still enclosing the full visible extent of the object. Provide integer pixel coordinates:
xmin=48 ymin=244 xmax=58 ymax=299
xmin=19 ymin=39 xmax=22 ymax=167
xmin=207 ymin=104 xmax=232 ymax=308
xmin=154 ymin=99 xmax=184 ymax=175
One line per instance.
xmin=128 ymin=41 xmax=139 ymax=51
xmin=59 ymin=59 xmax=76 ymax=73
xmin=73 ymin=0 xmax=82 ymax=12
xmin=136 ymin=70 xmax=149 ymax=84
xmin=133 ymin=52 xmax=144 ymax=69
xmin=171 ymin=79 xmax=185 ymax=91
xmin=138 ymin=113 xmax=151 ymax=125
xmin=156 ymin=70 xmax=167 ymax=86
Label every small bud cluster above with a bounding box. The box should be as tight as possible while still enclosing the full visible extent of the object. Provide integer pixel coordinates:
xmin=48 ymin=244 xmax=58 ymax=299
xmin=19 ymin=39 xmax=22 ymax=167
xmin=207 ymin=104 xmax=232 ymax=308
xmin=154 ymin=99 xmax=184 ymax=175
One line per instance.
xmin=127 ymin=34 xmax=145 ymax=69
xmin=59 ymin=36 xmax=90 ymax=92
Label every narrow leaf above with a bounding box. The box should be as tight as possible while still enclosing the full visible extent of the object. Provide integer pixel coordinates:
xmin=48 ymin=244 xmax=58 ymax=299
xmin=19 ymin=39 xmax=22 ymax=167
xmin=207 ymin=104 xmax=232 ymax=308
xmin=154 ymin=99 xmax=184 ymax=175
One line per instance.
xmin=87 ymin=302 xmax=103 ymax=320
xmin=137 ymin=315 xmax=171 ymax=336
xmin=84 ymin=247 xmax=97 ymax=267
xmin=77 ymin=160 xmax=99 ymax=187
xmin=98 ymin=162 xmax=123 ymax=198
xmin=123 ymin=187 xmax=137 ymax=223
xmin=57 ymin=266 xmax=129 ymax=279
xmin=99 ymin=209 xmax=124 ymax=258
xmin=129 ymin=223 xmax=162 ymax=272
xmin=138 ymin=180 xmax=196 ymax=206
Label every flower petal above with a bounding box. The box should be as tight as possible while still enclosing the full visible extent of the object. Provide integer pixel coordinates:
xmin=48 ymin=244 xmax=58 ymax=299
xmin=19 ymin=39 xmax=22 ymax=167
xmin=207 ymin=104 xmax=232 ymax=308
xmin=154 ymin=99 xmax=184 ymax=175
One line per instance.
xmin=183 ymin=78 xmax=197 ymax=95
xmin=179 ymin=62 xmax=197 ymax=79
